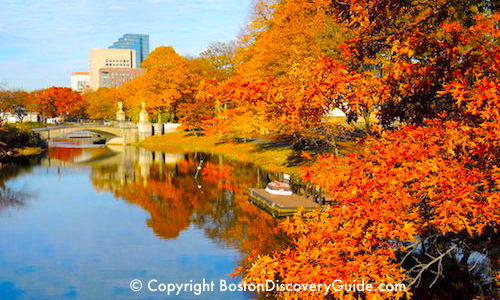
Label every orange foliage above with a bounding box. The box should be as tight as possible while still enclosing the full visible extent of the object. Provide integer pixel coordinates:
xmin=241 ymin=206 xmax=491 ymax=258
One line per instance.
xmin=239 ymin=5 xmax=499 ymax=300
xmin=178 ymin=79 xmax=218 ymax=131
xmin=244 ymin=117 xmax=498 ymax=298
xmin=0 ymin=90 xmax=31 ymax=112
xmin=83 ymin=88 xmax=124 ymax=120
xmin=236 ymin=0 xmax=329 ymax=77
xmin=48 ymin=147 xmax=83 ymax=162
xmin=31 ymin=87 xmax=84 ymax=118
xmin=123 ymin=46 xmax=201 ymax=120
xmin=49 ymin=3 xmax=497 ymax=298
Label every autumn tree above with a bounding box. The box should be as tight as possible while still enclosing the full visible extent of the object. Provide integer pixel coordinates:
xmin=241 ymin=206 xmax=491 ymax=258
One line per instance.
xmin=201 ymin=76 xmax=275 ymax=139
xmin=206 ymin=0 xmax=355 ymax=138
xmin=83 ymin=88 xmax=124 ymax=120
xmin=232 ymin=0 xmax=497 ymax=132
xmin=318 ymin=0 xmax=497 ymax=125
xmin=177 ymin=79 xmax=218 ymax=132
xmin=161 ymin=0 xmax=497 ymax=138
xmin=31 ymin=87 xmax=84 ymax=118
xmin=124 ymin=46 xmax=200 ymax=122
xmin=241 ymin=9 xmax=499 ymax=300
xmin=236 ymin=0 xmax=329 ymax=78
xmin=173 ymin=0 xmax=353 ymax=137
xmin=199 ymin=41 xmax=237 ymax=80
xmin=284 ymin=57 xmax=389 ymax=133
xmin=0 ymin=89 xmax=32 ymax=120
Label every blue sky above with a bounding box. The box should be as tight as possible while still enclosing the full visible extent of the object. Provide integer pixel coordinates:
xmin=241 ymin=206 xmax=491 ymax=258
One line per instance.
xmin=0 ymin=0 xmax=252 ymax=91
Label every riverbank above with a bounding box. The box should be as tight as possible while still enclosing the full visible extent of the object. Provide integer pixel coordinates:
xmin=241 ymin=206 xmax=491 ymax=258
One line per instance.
xmin=0 ymin=125 xmax=46 ymax=161
xmin=141 ymin=132 xmax=300 ymax=173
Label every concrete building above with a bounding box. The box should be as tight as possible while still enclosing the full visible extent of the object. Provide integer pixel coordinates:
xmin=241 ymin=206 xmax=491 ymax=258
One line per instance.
xmin=89 ymin=48 xmax=136 ymax=90
xmin=99 ymin=68 xmax=145 ymax=88
xmin=70 ymin=72 xmax=90 ymax=92
xmin=109 ymin=34 xmax=149 ymax=68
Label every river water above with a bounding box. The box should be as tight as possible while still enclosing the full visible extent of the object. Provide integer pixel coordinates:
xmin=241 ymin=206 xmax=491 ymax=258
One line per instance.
xmin=0 ymin=144 xmax=285 ymax=300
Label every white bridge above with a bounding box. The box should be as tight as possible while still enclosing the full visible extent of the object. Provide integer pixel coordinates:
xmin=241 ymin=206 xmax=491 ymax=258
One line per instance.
xmin=33 ymin=122 xmax=180 ymax=145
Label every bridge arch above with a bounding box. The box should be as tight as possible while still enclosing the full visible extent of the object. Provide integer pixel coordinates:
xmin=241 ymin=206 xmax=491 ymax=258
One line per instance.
xmin=34 ymin=125 xmax=139 ymax=145
xmin=34 ymin=122 xmax=178 ymax=145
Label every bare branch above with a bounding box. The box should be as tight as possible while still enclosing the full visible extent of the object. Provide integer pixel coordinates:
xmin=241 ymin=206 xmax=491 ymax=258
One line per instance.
xmin=407 ymin=245 xmax=457 ymax=288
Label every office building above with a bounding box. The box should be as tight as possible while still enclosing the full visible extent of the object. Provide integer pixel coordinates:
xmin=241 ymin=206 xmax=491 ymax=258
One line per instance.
xmin=109 ymin=34 xmax=149 ymax=68
xmin=99 ymin=68 xmax=145 ymax=88
xmin=70 ymin=72 xmax=90 ymax=92
xmin=89 ymin=49 xmax=136 ymax=90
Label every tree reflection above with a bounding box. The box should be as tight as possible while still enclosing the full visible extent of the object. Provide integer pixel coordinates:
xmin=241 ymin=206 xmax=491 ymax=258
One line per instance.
xmin=86 ymin=148 xmax=288 ymax=259
xmin=0 ymin=187 xmax=27 ymax=210
xmin=0 ymin=157 xmax=39 ymax=211
xmin=47 ymin=147 xmax=83 ymax=162
xmin=47 ymin=147 xmax=111 ymax=164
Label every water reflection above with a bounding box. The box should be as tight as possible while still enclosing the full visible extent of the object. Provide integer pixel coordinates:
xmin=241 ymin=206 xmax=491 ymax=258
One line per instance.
xmin=0 ymin=187 xmax=26 ymax=210
xmin=49 ymin=130 xmax=111 ymax=147
xmin=0 ymin=145 xmax=287 ymax=299
xmin=45 ymin=146 xmax=287 ymax=254
xmin=0 ymin=157 xmax=39 ymax=211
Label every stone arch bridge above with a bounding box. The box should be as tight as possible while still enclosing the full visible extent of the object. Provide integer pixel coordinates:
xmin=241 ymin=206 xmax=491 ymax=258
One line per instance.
xmin=33 ymin=122 xmax=180 ymax=145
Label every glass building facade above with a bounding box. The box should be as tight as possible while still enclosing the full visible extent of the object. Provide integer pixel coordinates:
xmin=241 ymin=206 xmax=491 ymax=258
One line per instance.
xmin=109 ymin=34 xmax=149 ymax=68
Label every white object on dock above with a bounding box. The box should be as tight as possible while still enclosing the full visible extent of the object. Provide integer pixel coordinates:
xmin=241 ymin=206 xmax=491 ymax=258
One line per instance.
xmin=265 ymin=181 xmax=293 ymax=196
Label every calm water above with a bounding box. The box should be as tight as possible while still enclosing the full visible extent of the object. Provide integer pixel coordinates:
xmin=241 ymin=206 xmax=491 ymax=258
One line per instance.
xmin=0 ymin=145 xmax=285 ymax=300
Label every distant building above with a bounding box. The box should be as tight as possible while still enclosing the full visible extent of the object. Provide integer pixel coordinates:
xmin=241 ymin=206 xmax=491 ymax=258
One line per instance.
xmin=89 ymin=48 xmax=137 ymax=90
xmin=0 ymin=112 xmax=20 ymax=123
xmin=99 ymin=68 xmax=145 ymax=88
xmin=24 ymin=112 xmax=41 ymax=122
xmin=0 ymin=111 xmax=40 ymax=123
xmin=109 ymin=34 xmax=149 ymax=68
xmin=70 ymin=72 xmax=90 ymax=92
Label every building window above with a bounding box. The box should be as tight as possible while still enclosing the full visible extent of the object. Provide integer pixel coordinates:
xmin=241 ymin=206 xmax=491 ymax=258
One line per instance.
xmin=102 ymin=72 xmax=110 ymax=88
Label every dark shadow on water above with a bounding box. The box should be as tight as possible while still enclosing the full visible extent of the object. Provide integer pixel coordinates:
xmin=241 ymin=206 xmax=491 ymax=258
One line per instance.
xmin=0 ymin=187 xmax=28 ymax=210
xmin=0 ymin=155 xmax=40 ymax=211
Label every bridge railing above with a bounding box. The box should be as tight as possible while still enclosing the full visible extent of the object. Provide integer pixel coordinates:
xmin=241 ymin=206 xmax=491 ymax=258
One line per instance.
xmin=32 ymin=121 xmax=139 ymax=131
xmin=32 ymin=125 xmax=76 ymax=132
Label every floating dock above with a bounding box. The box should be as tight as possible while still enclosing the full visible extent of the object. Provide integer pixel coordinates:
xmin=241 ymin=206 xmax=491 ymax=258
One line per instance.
xmin=248 ymin=188 xmax=318 ymax=217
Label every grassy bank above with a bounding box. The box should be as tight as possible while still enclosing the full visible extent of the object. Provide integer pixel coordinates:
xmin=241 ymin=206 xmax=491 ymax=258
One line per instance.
xmin=141 ymin=132 xmax=299 ymax=173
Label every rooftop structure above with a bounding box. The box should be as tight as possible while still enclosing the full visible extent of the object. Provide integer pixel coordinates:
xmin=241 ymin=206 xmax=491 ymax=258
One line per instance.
xmin=70 ymin=72 xmax=90 ymax=92
xmin=109 ymin=34 xmax=149 ymax=68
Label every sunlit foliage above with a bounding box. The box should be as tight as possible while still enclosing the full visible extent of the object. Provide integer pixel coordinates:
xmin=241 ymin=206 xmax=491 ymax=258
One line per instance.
xmin=31 ymin=87 xmax=84 ymax=118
